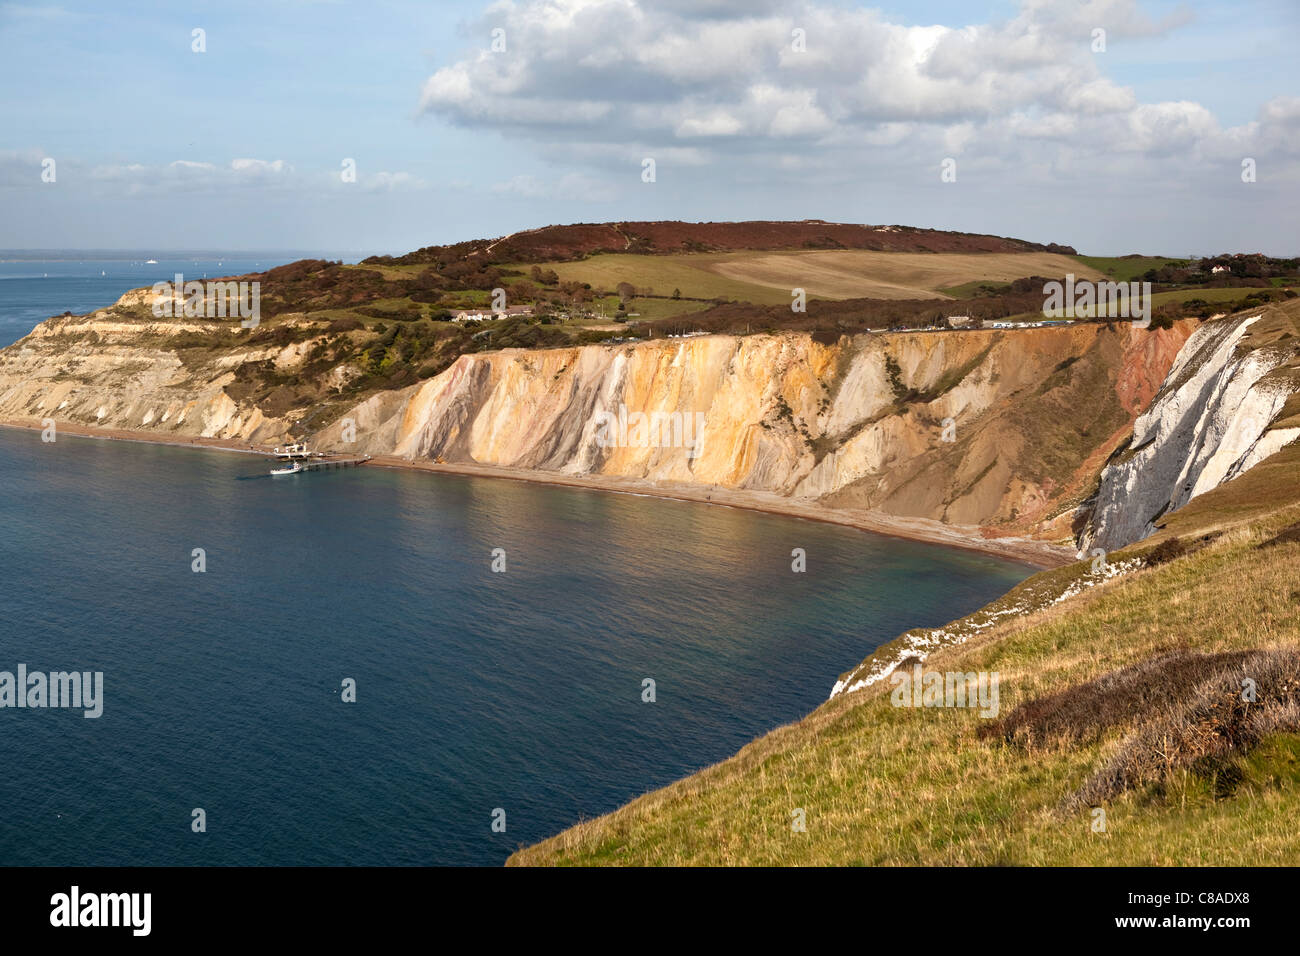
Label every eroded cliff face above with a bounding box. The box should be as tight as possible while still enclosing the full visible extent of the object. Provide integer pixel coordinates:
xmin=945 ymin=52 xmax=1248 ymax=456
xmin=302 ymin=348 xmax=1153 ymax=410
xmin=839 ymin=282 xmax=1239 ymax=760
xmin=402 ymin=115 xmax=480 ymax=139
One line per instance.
xmin=0 ymin=287 xmax=303 ymax=442
xmin=0 ymin=284 xmax=1210 ymax=540
xmin=1078 ymin=304 xmax=1300 ymax=553
xmin=833 ymin=300 xmax=1300 ymax=703
xmin=314 ymin=321 xmax=1193 ymax=537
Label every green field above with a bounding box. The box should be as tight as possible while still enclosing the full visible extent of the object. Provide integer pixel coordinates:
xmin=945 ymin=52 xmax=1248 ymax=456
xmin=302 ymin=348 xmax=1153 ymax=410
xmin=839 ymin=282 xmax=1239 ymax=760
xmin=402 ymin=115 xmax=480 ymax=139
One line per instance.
xmin=937 ymin=279 xmax=1013 ymax=298
xmin=591 ymin=295 xmax=711 ymax=323
xmin=1070 ymin=255 xmax=1189 ymax=282
xmin=509 ymin=252 xmax=791 ymax=305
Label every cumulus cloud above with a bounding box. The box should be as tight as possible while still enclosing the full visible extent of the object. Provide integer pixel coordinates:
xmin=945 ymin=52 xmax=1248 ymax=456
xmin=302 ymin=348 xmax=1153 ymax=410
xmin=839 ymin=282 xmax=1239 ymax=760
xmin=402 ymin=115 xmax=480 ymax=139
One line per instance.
xmin=416 ymin=0 xmax=1293 ymax=187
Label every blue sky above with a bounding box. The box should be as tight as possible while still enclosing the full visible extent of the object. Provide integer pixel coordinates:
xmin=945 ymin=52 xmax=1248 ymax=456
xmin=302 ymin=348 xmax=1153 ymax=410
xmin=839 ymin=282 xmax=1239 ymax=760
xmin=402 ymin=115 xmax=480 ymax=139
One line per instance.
xmin=1 ymin=0 xmax=1296 ymax=255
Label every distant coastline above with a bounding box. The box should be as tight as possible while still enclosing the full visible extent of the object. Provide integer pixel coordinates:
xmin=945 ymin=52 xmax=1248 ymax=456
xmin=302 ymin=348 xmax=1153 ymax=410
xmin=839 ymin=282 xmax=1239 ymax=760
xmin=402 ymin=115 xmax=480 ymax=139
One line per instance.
xmin=0 ymin=250 xmax=373 ymax=262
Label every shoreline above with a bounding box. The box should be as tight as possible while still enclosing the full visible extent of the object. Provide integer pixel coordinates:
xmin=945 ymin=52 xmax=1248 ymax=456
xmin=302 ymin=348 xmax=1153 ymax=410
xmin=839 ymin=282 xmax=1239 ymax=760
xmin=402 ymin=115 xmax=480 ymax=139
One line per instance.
xmin=0 ymin=417 xmax=1075 ymax=569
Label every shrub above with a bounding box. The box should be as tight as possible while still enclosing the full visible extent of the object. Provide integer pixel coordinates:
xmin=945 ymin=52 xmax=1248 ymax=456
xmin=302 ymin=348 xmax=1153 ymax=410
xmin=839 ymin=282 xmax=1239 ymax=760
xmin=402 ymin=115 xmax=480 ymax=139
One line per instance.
xmin=1260 ymin=521 xmax=1300 ymax=548
xmin=978 ymin=649 xmax=1250 ymax=751
xmin=1063 ymin=647 xmax=1300 ymax=811
xmin=1146 ymin=535 xmax=1187 ymax=566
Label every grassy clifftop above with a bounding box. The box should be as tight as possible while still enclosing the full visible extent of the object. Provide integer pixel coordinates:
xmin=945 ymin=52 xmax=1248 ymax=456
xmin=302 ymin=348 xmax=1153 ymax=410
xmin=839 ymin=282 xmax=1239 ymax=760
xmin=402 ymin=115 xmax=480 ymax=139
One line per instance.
xmin=508 ymin=441 xmax=1300 ymax=865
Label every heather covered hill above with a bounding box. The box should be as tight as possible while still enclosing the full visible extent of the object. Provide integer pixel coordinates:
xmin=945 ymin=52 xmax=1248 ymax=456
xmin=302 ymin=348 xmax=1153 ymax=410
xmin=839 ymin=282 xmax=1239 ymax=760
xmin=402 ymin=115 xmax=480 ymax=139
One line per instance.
xmin=365 ymin=220 xmax=1077 ymax=267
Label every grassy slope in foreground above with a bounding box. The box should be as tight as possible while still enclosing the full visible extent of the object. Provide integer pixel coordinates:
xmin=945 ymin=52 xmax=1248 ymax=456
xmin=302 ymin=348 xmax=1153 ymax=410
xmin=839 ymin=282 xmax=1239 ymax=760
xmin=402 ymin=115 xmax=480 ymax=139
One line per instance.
xmin=509 ymin=443 xmax=1300 ymax=865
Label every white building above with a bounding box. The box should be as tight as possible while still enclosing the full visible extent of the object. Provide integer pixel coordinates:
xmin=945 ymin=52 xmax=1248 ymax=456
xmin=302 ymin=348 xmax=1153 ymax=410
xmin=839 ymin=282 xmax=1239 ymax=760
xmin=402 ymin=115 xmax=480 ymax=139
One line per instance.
xmin=450 ymin=305 xmax=533 ymax=323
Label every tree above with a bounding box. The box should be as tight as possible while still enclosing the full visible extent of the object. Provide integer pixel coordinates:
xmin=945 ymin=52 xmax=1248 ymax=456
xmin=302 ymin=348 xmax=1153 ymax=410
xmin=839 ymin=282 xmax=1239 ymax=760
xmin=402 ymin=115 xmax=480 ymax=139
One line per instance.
xmin=511 ymin=279 xmax=539 ymax=300
xmin=672 ymin=287 xmax=681 ymax=299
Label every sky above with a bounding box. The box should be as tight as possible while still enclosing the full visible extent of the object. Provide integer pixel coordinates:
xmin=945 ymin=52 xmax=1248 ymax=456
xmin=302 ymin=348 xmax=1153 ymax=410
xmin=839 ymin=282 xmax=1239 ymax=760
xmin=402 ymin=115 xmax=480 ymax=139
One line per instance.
xmin=1 ymin=0 xmax=1296 ymax=256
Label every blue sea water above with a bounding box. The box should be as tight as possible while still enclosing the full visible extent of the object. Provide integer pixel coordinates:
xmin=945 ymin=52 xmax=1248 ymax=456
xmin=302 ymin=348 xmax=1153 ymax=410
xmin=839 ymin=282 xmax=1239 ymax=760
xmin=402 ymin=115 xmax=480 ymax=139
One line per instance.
xmin=0 ymin=264 xmax=1035 ymax=866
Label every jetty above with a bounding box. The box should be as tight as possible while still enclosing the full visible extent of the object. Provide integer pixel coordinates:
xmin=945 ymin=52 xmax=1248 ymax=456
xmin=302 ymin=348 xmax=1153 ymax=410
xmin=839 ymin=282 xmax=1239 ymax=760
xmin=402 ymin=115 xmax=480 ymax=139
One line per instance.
xmin=295 ymin=455 xmax=371 ymax=472
xmin=269 ymin=442 xmax=371 ymax=476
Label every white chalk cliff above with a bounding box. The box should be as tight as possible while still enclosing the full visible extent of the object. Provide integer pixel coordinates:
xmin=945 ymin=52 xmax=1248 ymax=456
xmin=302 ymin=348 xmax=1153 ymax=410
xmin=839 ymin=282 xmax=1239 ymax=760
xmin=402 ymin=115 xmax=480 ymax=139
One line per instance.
xmin=1080 ymin=310 xmax=1300 ymax=553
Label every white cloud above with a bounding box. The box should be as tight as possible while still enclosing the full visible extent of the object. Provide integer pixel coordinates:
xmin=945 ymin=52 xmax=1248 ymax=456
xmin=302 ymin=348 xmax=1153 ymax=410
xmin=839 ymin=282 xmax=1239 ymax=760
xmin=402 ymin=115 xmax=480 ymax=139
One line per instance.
xmin=365 ymin=170 xmax=427 ymax=192
xmin=675 ymin=109 xmax=744 ymax=138
xmin=80 ymin=158 xmax=298 ymax=193
xmin=18 ymin=157 xmax=428 ymax=198
xmin=491 ymin=171 xmax=617 ymax=201
xmin=0 ymin=4 xmax=75 ymax=21
xmin=230 ymin=158 xmax=294 ymax=176
xmin=415 ymin=0 xmax=1294 ymax=190
xmin=0 ymin=147 xmax=51 ymax=186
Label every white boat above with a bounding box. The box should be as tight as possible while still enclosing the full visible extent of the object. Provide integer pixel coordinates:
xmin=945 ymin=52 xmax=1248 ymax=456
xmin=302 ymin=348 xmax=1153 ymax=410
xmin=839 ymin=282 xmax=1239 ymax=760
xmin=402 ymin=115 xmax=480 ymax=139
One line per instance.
xmin=270 ymin=461 xmax=303 ymax=476
xmin=145 ymin=259 xmax=158 ymax=264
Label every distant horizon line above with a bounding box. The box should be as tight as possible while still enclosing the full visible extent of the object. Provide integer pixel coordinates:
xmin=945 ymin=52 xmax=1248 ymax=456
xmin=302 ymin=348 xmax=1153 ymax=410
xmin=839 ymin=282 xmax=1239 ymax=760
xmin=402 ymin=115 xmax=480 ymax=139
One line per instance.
xmin=0 ymin=249 xmax=386 ymax=261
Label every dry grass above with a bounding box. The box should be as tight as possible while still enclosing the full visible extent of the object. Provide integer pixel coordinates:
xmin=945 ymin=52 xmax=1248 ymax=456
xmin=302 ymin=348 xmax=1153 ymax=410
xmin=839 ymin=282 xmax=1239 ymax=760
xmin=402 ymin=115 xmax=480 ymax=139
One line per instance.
xmin=707 ymin=250 xmax=1103 ymax=301
xmin=535 ymin=251 xmax=1103 ymax=305
xmin=1260 ymin=520 xmax=1300 ymax=548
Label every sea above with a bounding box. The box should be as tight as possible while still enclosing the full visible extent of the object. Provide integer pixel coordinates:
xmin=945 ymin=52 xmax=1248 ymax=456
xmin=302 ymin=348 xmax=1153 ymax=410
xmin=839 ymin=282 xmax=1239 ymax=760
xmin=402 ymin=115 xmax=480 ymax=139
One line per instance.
xmin=0 ymin=256 xmax=1034 ymax=865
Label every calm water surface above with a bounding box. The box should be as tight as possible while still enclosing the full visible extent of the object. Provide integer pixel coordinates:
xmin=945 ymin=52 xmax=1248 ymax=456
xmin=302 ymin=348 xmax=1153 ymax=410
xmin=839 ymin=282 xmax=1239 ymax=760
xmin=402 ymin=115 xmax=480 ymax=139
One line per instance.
xmin=0 ymin=260 xmax=1033 ymax=865
xmin=0 ymin=430 xmax=1032 ymax=865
